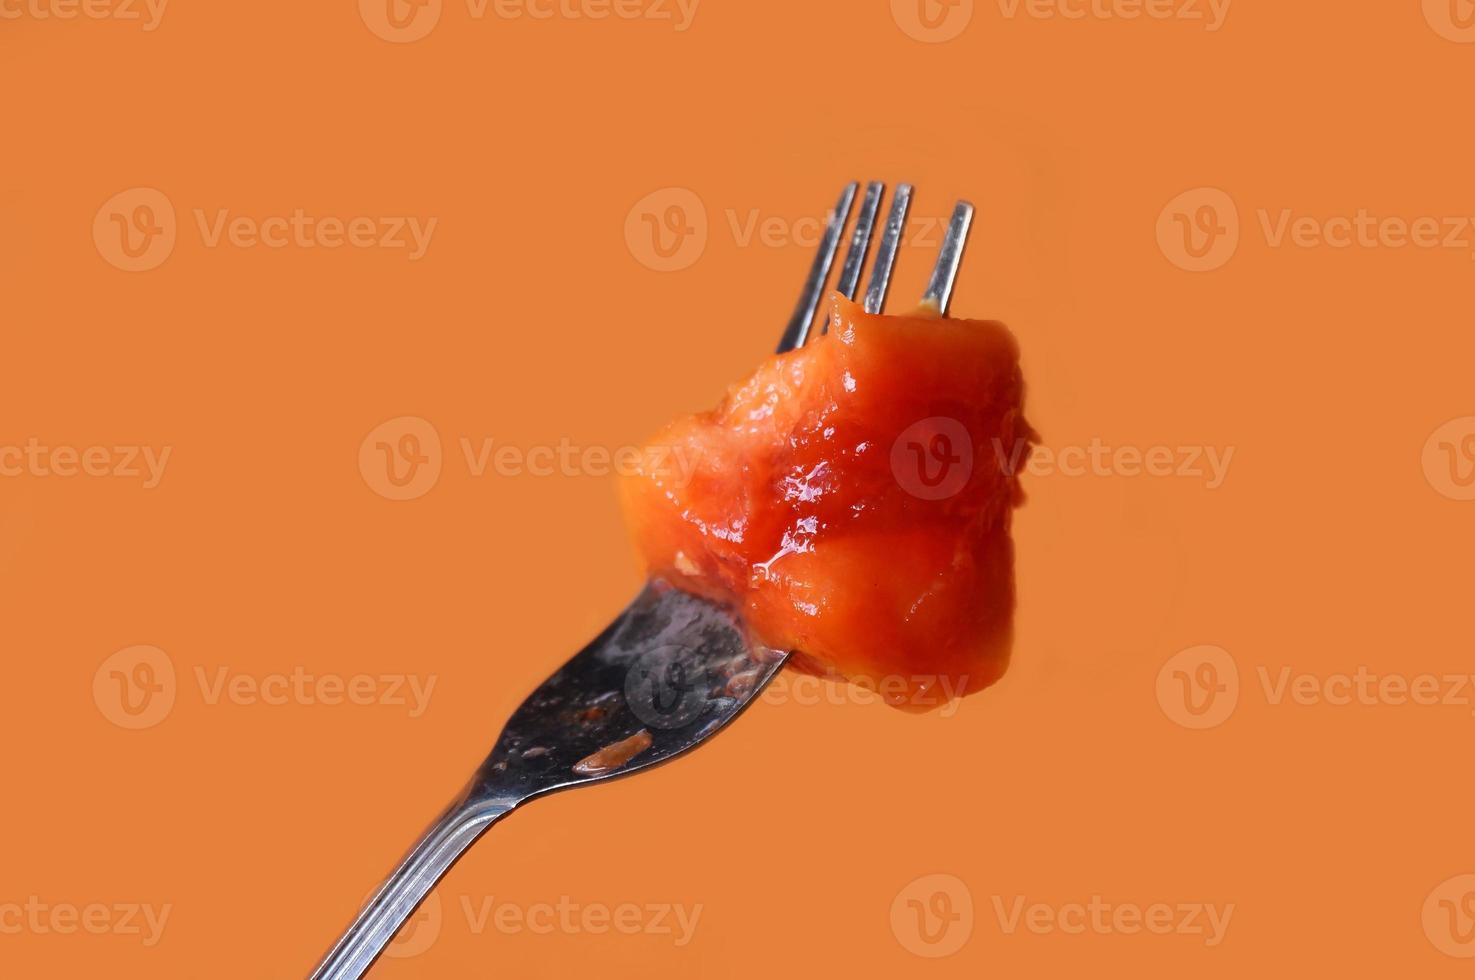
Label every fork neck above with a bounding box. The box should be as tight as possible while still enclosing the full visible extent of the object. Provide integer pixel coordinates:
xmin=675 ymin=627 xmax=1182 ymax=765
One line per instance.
xmin=308 ymin=788 xmax=520 ymax=980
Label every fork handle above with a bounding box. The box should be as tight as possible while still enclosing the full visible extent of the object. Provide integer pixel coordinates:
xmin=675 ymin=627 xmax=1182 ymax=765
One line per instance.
xmin=309 ymin=791 xmax=519 ymax=980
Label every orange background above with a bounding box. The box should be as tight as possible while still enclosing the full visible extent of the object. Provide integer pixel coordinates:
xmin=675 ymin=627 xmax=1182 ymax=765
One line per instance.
xmin=4 ymin=1 xmax=1475 ymax=976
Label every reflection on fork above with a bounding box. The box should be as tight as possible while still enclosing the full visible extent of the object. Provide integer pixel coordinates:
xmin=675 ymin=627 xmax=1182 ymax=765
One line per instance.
xmin=777 ymin=181 xmax=973 ymax=352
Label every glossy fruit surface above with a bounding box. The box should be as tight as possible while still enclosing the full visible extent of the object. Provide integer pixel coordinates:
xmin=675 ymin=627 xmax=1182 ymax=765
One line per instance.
xmin=621 ymin=293 xmax=1032 ymax=710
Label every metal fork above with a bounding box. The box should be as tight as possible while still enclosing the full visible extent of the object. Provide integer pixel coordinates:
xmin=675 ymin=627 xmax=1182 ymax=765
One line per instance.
xmin=308 ymin=181 xmax=975 ymax=980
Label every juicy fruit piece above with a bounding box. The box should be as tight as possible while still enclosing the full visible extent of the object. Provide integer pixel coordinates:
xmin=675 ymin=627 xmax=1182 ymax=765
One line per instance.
xmin=619 ymin=293 xmax=1032 ymax=711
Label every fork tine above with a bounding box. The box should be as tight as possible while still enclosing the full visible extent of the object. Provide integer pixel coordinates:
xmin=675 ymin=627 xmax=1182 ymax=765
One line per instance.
xmin=863 ymin=183 xmax=912 ymax=314
xmin=777 ymin=182 xmax=858 ymax=354
xmin=921 ymin=200 xmax=974 ymax=317
xmin=834 ymin=181 xmax=885 ymax=305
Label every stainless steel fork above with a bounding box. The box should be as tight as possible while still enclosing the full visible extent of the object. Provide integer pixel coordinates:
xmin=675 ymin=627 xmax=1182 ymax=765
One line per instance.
xmin=308 ymin=181 xmax=975 ymax=980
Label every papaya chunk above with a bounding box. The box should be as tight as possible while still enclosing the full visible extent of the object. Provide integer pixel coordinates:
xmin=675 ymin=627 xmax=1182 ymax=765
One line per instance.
xmin=620 ymin=293 xmax=1033 ymax=711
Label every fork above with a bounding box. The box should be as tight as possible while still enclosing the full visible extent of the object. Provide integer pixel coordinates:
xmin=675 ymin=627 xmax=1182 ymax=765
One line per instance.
xmin=309 ymin=181 xmax=975 ymax=979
